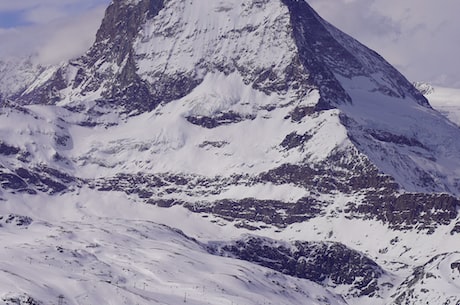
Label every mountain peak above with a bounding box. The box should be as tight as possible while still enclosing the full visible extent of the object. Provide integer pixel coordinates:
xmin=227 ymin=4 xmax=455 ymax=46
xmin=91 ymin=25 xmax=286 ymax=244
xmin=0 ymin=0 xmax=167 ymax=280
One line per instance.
xmin=13 ymin=0 xmax=428 ymax=113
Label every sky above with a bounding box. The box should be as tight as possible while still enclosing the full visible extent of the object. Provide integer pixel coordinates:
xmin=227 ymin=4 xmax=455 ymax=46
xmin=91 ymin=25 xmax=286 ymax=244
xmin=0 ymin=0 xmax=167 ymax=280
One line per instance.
xmin=0 ymin=0 xmax=110 ymax=64
xmin=0 ymin=0 xmax=459 ymax=88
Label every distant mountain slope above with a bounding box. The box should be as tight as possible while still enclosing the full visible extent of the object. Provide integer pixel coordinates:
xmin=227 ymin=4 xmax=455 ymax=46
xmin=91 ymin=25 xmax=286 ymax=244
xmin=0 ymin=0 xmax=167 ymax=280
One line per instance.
xmin=422 ymin=84 xmax=460 ymax=126
xmin=0 ymin=57 xmax=46 ymax=101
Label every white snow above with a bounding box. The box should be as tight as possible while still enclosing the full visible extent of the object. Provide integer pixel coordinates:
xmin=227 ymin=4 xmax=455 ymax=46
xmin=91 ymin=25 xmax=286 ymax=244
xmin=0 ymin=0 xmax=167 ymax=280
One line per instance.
xmin=135 ymin=0 xmax=297 ymax=86
xmin=0 ymin=190 xmax=347 ymax=305
xmin=0 ymin=57 xmax=45 ymax=97
xmin=49 ymin=71 xmax=341 ymax=180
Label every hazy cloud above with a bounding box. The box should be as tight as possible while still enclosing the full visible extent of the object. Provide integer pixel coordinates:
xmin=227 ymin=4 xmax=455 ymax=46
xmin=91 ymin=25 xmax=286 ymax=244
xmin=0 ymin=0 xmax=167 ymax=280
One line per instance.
xmin=21 ymin=6 xmax=69 ymax=25
xmin=0 ymin=1 xmax=108 ymax=64
xmin=0 ymin=0 xmax=107 ymax=12
xmin=35 ymin=7 xmax=108 ymax=64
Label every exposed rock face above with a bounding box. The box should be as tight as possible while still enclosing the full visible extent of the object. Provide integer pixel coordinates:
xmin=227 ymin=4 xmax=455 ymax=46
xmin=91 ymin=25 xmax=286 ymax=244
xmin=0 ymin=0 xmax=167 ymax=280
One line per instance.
xmin=1 ymin=293 xmax=42 ymax=305
xmin=210 ymin=235 xmax=385 ymax=297
xmin=413 ymin=81 xmax=435 ymax=95
xmin=0 ymin=214 xmax=33 ymax=227
xmin=72 ymin=0 xmax=166 ymax=112
xmin=284 ymin=0 xmax=428 ymax=107
xmin=390 ymin=253 xmax=460 ymax=305
xmin=347 ymin=193 xmax=460 ymax=233
xmin=0 ymin=165 xmax=79 ymax=195
xmin=18 ymin=0 xmax=166 ymax=112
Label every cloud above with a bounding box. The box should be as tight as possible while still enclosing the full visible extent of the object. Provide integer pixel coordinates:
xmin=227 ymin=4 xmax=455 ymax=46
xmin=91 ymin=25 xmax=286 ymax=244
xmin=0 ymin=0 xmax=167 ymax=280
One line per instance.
xmin=0 ymin=2 xmax=108 ymax=64
xmin=309 ymin=0 xmax=460 ymax=88
xmin=35 ymin=6 xmax=107 ymax=64
xmin=0 ymin=0 xmax=107 ymax=12
xmin=21 ymin=6 xmax=69 ymax=25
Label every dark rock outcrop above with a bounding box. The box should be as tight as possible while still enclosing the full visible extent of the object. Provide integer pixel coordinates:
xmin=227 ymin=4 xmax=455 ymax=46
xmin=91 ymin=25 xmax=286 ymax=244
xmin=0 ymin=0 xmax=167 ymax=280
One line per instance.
xmin=347 ymin=193 xmax=460 ymax=233
xmin=0 ymin=165 xmax=78 ymax=195
xmin=0 ymin=214 xmax=33 ymax=227
xmin=186 ymin=112 xmax=255 ymax=129
xmin=210 ymin=235 xmax=384 ymax=297
xmin=2 ymin=293 xmax=42 ymax=305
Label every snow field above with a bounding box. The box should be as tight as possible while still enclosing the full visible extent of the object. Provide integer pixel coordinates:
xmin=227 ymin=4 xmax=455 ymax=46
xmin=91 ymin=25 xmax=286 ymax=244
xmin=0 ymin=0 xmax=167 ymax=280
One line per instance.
xmin=0 ymin=191 xmax=347 ymax=305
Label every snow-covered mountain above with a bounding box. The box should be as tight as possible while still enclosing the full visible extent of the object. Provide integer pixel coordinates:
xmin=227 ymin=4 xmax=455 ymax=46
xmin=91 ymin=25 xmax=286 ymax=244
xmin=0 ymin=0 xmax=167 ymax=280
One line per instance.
xmin=1 ymin=0 xmax=460 ymax=304
xmin=0 ymin=56 xmax=46 ymax=102
xmin=418 ymin=83 xmax=460 ymax=127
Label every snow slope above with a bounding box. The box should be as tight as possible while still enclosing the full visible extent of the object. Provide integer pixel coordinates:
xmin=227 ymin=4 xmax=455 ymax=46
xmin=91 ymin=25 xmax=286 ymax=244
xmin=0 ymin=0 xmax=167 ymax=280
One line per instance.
xmin=0 ymin=57 xmax=45 ymax=99
xmin=135 ymin=0 xmax=296 ymax=82
xmin=336 ymin=76 xmax=460 ymax=195
xmin=0 ymin=191 xmax=347 ymax=305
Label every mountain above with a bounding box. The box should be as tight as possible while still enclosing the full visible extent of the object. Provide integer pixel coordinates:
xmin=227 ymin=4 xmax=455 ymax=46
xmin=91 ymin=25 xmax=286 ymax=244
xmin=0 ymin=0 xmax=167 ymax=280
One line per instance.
xmin=1 ymin=0 xmax=460 ymax=304
xmin=416 ymin=82 xmax=460 ymax=127
xmin=14 ymin=0 xmax=428 ymax=111
xmin=0 ymin=56 xmax=45 ymax=103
